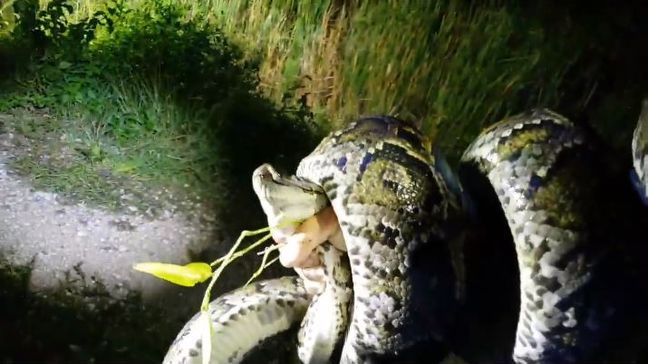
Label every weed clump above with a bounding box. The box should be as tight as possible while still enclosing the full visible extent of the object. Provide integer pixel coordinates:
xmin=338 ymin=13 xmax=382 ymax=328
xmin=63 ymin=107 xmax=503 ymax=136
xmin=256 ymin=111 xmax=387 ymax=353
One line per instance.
xmin=0 ymin=0 xmax=318 ymax=215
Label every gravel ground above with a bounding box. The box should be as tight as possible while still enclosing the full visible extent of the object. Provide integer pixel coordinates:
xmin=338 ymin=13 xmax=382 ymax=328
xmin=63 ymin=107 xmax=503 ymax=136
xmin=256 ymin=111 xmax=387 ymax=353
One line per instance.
xmin=0 ymin=125 xmax=250 ymax=361
xmin=0 ymin=147 xmax=219 ymax=314
xmin=0 ymin=111 xmax=296 ymax=361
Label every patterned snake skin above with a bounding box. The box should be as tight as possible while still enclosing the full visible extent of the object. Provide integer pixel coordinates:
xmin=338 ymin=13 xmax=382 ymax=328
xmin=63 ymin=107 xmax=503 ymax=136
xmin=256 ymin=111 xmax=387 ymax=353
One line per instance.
xmin=461 ymin=108 xmax=646 ymax=363
xmin=632 ymin=99 xmax=648 ymax=203
xmin=163 ymin=163 xmax=353 ymax=364
xmin=163 ymin=276 xmax=311 ymax=363
xmin=296 ymin=116 xmax=465 ymax=362
xmin=162 ymin=246 xmax=350 ymax=364
xmin=252 ymin=163 xmax=353 ymax=363
xmin=165 ymin=108 xmax=647 ymax=363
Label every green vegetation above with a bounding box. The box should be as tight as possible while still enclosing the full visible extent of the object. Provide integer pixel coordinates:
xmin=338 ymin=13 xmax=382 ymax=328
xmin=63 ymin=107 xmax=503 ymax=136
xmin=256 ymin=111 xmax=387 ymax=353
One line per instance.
xmin=192 ymin=0 xmax=648 ymax=154
xmin=2 ymin=0 xmax=644 ymax=212
xmin=0 ymin=0 xmax=319 ymax=217
xmin=202 ymin=0 xmax=578 ymax=149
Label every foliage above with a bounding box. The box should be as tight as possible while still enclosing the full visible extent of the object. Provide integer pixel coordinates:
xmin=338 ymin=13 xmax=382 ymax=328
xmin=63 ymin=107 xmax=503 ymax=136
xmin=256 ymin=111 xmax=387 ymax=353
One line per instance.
xmin=7 ymin=0 xmax=115 ymax=56
xmin=200 ymin=0 xmax=580 ymax=155
xmin=0 ymin=0 xmax=319 ymax=216
xmin=86 ymin=0 xmax=251 ymax=105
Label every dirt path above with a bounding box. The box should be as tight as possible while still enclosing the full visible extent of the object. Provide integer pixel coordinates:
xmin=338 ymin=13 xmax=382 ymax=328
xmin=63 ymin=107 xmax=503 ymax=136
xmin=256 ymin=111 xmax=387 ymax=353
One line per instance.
xmin=0 ymin=146 xmax=220 ymax=314
xmin=0 ymin=133 xmax=230 ymax=359
xmin=0 ymin=111 xmax=293 ymax=361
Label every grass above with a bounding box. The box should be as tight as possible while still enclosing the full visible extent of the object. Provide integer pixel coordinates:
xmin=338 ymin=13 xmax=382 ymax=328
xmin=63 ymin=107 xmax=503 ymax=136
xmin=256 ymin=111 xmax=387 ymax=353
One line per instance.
xmin=0 ymin=0 xmax=639 ymax=273
xmin=0 ymin=0 xmax=619 ymax=215
xmin=185 ymin=0 xmax=580 ymax=154
xmin=1 ymin=77 xmax=209 ymax=210
xmin=0 ymin=0 xmax=319 ymax=220
xmin=0 ymin=0 xmax=644 ymax=217
xmin=2 ymin=101 xmax=214 ymax=215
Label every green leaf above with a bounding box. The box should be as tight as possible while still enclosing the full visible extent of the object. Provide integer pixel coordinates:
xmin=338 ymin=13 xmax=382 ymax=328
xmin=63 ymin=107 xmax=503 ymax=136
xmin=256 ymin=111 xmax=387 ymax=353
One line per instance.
xmin=133 ymin=262 xmax=212 ymax=287
xmin=58 ymin=61 xmax=72 ymax=69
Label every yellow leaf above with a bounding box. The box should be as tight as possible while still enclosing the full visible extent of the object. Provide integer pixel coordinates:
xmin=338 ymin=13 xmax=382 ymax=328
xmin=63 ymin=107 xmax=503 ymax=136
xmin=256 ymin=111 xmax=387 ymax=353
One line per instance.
xmin=133 ymin=262 xmax=212 ymax=287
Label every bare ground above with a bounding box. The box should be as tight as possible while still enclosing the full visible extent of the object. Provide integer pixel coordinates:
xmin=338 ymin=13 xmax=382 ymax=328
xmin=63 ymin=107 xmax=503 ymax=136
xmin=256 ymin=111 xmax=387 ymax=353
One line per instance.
xmin=0 ymin=111 xmax=289 ymax=361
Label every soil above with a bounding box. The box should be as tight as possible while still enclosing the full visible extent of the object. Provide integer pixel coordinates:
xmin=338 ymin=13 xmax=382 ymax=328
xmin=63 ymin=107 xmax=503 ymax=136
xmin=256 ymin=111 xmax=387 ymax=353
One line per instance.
xmin=0 ymin=111 xmax=291 ymax=362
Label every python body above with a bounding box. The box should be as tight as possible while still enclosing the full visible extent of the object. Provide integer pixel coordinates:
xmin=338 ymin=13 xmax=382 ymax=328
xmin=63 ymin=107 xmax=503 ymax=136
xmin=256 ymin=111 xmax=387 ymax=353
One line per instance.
xmin=164 ymin=106 xmax=647 ymax=363
xmin=461 ymin=109 xmax=647 ymax=363
xmin=164 ymin=165 xmax=353 ymax=364
xmin=295 ymin=116 xmax=465 ymax=362
xmin=632 ymin=99 xmax=648 ymax=203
